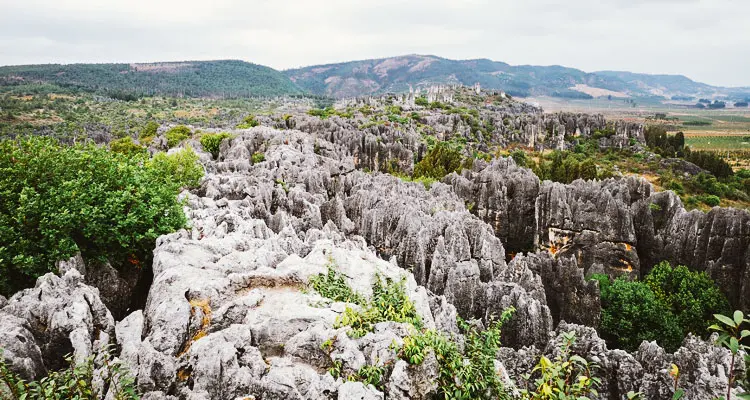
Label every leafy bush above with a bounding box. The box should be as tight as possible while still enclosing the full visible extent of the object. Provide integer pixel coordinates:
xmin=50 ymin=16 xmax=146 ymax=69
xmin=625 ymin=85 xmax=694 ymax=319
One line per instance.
xmin=592 ymin=274 xmax=683 ymax=352
xmin=139 ymin=121 xmax=159 ymax=139
xmin=644 ymin=262 xmax=730 ymax=338
xmin=236 ymin=114 xmax=260 ymax=129
xmin=309 ymin=264 xmax=365 ymax=305
xmin=520 ymin=331 xmax=601 ymax=399
xmin=146 ymin=147 xmax=204 ymax=189
xmin=335 ymin=275 xmax=423 ymax=338
xmin=0 ymin=137 xmax=203 ymax=295
xmin=413 ymin=141 xmax=467 ymax=180
xmin=0 ymin=350 xmax=139 ymax=400
xmin=251 ymin=152 xmax=265 ymax=164
xmin=199 ymin=132 xmax=233 ymax=158
xmin=399 ymin=308 xmax=515 ymax=400
xmin=164 ymin=125 xmax=191 ymax=148
xmin=700 ymin=194 xmax=721 ymax=207
xmin=709 ymin=311 xmax=750 ymax=399
xmin=110 ymin=136 xmax=146 ymax=157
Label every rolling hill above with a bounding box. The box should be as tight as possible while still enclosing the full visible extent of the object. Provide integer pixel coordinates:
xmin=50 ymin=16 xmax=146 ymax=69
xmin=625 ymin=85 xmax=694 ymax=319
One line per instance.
xmin=0 ymin=60 xmax=304 ymax=98
xmin=285 ymin=54 xmax=750 ymax=100
xmin=1 ymin=56 xmax=747 ymax=102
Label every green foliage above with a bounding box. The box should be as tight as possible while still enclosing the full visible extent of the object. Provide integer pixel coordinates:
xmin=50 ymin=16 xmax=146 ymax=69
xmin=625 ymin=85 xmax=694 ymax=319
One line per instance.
xmin=110 ymin=136 xmax=146 ymax=157
xmin=332 ymin=274 xmax=422 ymax=338
xmin=199 ymin=132 xmax=233 ymax=158
xmin=309 ymin=264 xmax=365 ymax=305
xmin=644 ymin=262 xmax=730 ymax=340
xmin=139 ymin=121 xmax=159 ymax=139
xmin=398 ymin=308 xmax=515 ymax=400
xmin=684 ymin=148 xmax=734 ymax=179
xmin=164 ymin=125 xmax=191 ymax=148
xmin=708 ymin=311 xmax=750 ymax=400
xmin=645 ymin=126 xmax=685 ymax=157
xmin=520 ymin=331 xmax=601 ymax=399
xmin=307 ymin=107 xmax=353 ymax=120
xmin=533 ymin=150 xmax=599 ymax=184
xmin=146 ymin=147 xmax=204 ymax=189
xmin=595 ymin=264 xmax=730 ymax=354
xmin=354 ymin=365 xmax=385 ymax=390
xmin=415 ymin=96 xmax=429 ymax=106
xmin=510 ymin=149 xmax=529 ymax=167
xmin=0 ymin=60 xmax=303 ymax=98
xmin=251 ymin=152 xmax=265 ymax=164
xmin=0 ymin=137 xmax=202 ymax=296
xmin=593 ymin=275 xmax=683 ymax=352
xmin=236 ymin=114 xmax=260 ymax=129
xmin=0 ymin=350 xmax=139 ymax=400
xmin=413 ymin=141 xmax=468 ymax=180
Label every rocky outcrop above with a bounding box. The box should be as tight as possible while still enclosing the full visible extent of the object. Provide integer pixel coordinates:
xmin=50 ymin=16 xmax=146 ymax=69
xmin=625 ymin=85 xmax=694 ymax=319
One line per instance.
xmin=0 ymin=269 xmax=114 ymax=379
xmin=501 ymin=322 xmax=744 ymax=400
xmin=2 ymin=102 xmax=746 ymax=399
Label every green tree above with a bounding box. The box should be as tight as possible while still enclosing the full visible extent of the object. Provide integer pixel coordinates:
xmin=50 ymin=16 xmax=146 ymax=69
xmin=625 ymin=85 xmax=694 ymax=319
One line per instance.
xmin=0 ymin=137 xmax=203 ymax=295
xmin=644 ymin=261 xmax=730 ymax=338
xmin=592 ymin=275 xmax=683 ymax=352
xmin=165 ymin=125 xmax=191 ymax=148
xmin=413 ymin=141 xmax=467 ymax=180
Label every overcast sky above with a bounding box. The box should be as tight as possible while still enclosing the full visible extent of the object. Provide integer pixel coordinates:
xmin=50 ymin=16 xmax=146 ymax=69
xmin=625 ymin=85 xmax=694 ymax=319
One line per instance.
xmin=0 ymin=0 xmax=748 ymax=87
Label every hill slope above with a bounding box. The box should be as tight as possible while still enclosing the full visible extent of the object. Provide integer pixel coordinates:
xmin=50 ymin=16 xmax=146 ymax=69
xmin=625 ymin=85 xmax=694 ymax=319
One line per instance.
xmin=0 ymin=60 xmax=303 ymax=98
xmin=285 ymin=54 xmax=748 ymax=100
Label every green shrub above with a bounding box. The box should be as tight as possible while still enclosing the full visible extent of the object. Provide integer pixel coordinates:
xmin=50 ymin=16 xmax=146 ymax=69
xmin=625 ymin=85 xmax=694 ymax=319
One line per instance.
xmin=511 ymin=149 xmax=529 ymax=167
xmin=236 ymin=114 xmax=260 ymax=129
xmin=520 ymin=331 xmax=601 ymax=399
xmin=399 ymin=308 xmax=515 ymax=400
xmin=164 ymin=125 xmax=191 ymax=148
xmin=0 ymin=350 xmax=139 ymax=400
xmin=199 ymin=132 xmax=233 ymax=158
xmin=334 ymin=275 xmax=423 ymax=338
xmin=309 ymin=264 xmax=365 ymax=305
xmin=592 ymin=275 xmax=683 ymax=352
xmin=413 ymin=141 xmax=467 ymax=180
xmin=310 ymin=264 xmax=422 ymax=338
xmin=110 ymin=136 xmax=146 ymax=157
xmin=251 ymin=152 xmax=265 ymax=164
xmin=700 ymin=194 xmax=721 ymax=207
xmin=0 ymin=137 xmax=203 ymax=296
xmin=644 ymin=261 xmax=730 ymax=338
xmin=139 ymin=121 xmax=159 ymax=139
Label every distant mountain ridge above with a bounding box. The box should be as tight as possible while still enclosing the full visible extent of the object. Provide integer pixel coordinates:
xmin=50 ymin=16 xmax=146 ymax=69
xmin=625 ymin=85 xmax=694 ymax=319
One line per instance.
xmin=0 ymin=60 xmax=303 ymax=98
xmin=1 ymin=56 xmax=747 ymax=101
xmin=285 ymin=54 xmax=750 ymax=100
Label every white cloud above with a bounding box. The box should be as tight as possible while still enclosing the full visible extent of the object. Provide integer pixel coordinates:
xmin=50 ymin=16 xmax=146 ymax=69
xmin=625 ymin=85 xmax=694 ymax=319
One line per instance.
xmin=0 ymin=0 xmax=748 ymax=86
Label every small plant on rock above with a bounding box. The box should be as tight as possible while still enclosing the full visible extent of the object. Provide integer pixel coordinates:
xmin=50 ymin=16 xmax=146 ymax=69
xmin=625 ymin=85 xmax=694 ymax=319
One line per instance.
xmin=520 ymin=331 xmax=601 ymax=400
xmin=398 ymin=308 xmax=515 ymax=400
xmin=199 ymin=132 xmax=233 ymax=159
xmin=709 ymin=311 xmax=750 ymax=400
xmin=0 ymin=349 xmax=139 ymax=400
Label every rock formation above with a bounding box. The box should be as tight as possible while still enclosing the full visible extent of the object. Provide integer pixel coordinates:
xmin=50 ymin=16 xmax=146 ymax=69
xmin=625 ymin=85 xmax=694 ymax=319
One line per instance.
xmin=0 ymin=91 xmax=746 ymax=399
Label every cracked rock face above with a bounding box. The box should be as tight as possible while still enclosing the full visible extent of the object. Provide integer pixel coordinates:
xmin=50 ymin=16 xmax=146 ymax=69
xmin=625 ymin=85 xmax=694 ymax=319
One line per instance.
xmin=0 ymin=110 xmax=746 ymax=399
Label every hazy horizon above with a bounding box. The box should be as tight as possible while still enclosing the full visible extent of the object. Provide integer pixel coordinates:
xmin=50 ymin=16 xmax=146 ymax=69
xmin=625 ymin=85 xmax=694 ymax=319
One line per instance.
xmin=1 ymin=0 xmax=748 ymax=87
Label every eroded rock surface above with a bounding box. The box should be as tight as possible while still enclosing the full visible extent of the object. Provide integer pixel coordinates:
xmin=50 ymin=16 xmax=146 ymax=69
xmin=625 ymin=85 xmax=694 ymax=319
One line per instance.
xmin=1 ymin=109 xmax=747 ymax=399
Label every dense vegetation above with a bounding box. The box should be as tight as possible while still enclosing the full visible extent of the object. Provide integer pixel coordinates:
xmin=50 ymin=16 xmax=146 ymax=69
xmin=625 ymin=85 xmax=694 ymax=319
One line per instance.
xmin=0 ymin=137 xmax=203 ymax=296
xmin=310 ymin=264 xmax=598 ymax=399
xmin=0 ymin=350 xmax=139 ymax=400
xmin=591 ymin=261 xmax=729 ymax=352
xmin=0 ymin=60 xmax=303 ymax=99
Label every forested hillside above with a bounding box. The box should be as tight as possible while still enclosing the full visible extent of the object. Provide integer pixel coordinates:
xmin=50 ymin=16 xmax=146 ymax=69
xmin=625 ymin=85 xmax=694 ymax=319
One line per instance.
xmin=286 ymin=54 xmax=750 ymax=100
xmin=0 ymin=60 xmax=303 ymax=98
